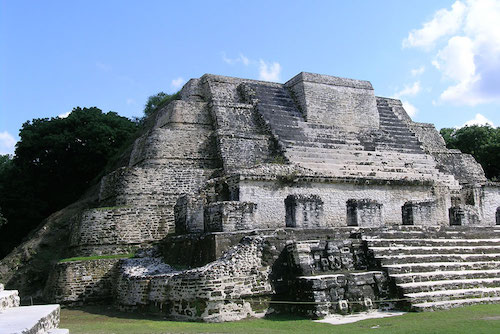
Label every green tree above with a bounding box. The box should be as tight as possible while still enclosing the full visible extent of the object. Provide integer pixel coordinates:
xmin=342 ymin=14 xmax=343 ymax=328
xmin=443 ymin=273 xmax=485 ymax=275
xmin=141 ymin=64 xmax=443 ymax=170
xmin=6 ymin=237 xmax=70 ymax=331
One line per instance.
xmin=440 ymin=125 xmax=500 ymax=180
xmin=0 ymin=107 xmax=137 ymax=257
xmin=143 ymin=92 xmax=178 ymax=116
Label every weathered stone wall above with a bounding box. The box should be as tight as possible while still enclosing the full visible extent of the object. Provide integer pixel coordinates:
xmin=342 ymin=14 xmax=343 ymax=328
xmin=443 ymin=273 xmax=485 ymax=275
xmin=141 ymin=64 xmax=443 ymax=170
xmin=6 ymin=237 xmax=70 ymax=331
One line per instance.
xmin=237 ymin=179 xmax=450 ymax=228
xmin=210 ymin=103 xmax=273 ymax=170
xmin=433 ymin=151 xmax=487 ymax=184
xmin=204 ymin=201 xmax=257 ymax=232
xmin=479 ymin=184 xmax=500 ymax=225
xmin=99 ymin=166 xmax=214 ymax=207
xmin=347 ymin=199 xmax=383 ymax=227
xmin=69 ymin=208 xmax=169 ymax=255
xmin=44 ymin=259 xmax=120 ymax=304
xmin=449 ymin=205 xmax=480 ymax=226
xmin=116 ymin=236 xmax=273 ymax=322
xmin=402 ymin=200 xmax=437 ymax=226
xmin=285 ymin=72 xmax=379 ymax=131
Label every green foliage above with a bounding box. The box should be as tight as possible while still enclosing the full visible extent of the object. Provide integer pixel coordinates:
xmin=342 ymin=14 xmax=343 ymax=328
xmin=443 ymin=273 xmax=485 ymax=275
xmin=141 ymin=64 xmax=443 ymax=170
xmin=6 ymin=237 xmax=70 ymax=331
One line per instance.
xmin=59 ymin=253 xmax=134 ymax=263
xmin=143 ymin=91 xmax=179 ymax=116
xmin=0 ymin=207 xmax=6 ymax=229
xmin=0 ymin=107 xmax=137 ymax=258
xmin=440 ymin=125 xmax=500 ymax=180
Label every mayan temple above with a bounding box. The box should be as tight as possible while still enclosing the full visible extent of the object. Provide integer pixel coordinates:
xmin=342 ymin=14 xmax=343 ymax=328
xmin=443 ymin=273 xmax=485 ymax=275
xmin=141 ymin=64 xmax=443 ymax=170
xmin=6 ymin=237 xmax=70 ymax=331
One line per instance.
xmin=17 ymin=72 xmax=499 ymax=323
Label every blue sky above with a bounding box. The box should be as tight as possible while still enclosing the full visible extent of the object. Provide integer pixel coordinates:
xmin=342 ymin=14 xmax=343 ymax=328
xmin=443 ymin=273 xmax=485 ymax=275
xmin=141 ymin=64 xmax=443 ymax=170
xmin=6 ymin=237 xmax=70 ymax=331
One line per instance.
xmin=1 ymin=0 xmax=499 ymax=154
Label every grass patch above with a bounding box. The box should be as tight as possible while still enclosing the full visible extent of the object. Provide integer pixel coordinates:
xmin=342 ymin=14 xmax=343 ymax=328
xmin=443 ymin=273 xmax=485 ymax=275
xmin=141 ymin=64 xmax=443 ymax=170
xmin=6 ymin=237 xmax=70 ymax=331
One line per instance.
xmin=59 ymin=253 xmax=134 ymax=263
xmin=60 ymin=304 xmax=500 ymax=334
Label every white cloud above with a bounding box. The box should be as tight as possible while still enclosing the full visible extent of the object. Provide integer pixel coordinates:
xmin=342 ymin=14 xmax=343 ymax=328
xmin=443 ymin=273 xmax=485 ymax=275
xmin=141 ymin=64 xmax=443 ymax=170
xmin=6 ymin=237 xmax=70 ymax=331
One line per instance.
xmin=171 ymin=77 xmax=186 ymax=90
xmin=462 ymin=113 xmax=495 ymax=127
xmin=394 ymin=81 xmax=421 ymax=98
xmin=58 ymin=111 xmax=71 ymax=118
xmin=411 ymin=66 xmax=426 ymax=76
xmin=403 ymin=1 xmax=467 ymax=49
xmin=405 ymin=0 xmax=500 ymax=106
xmin=258 ymin=60 xmax=282 ymax=82
xmin=0 ymin=131 xmax=16 ymax=155
xmin=222 ymin=53 xmax=250 ymax=66
xmin=434 ymin=36 xmax=475 ymax=82
xmin=126 ymin=98 xmax=136 ymax=105
xmin=401 ymin=100 xmax=418 ymax=117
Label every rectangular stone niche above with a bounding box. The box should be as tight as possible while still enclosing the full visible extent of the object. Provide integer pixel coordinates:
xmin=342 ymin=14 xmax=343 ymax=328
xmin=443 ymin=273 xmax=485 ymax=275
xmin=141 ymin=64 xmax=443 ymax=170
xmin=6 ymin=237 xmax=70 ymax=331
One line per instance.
xmin=204 ymin=201 xmax=257 ymax=232
xmin=285 ymin=195 xmax=324 ymax=228
xmin=285 ymin=72 xmax=379 ymax=131
xmin=449 ymin=205 xmax=479 ymax=226
xmin=346 ymin=199 xmax=382 ymax=227
xmin=402 ymin=200 xmax=436 ymax=226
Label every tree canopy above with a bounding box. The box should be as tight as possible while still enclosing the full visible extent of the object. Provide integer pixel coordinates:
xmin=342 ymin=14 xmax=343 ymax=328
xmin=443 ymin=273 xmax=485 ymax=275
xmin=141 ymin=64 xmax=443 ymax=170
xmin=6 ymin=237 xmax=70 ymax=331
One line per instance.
xmin=0 ymin=107 xmax=137 ymax=257
xmin=440 ymin=125 xmax=500 ymax=181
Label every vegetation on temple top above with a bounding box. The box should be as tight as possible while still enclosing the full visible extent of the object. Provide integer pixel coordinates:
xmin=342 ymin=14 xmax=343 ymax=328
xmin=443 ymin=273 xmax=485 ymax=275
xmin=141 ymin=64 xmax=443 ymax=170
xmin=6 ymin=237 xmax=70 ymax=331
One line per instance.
xmin=143 ymin=91 xmax=179 ymax=116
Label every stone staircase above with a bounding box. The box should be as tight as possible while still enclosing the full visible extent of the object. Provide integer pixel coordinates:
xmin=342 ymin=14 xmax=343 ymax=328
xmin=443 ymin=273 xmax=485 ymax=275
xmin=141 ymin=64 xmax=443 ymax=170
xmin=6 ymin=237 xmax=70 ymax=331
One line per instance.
xmin=0 ymin=283 xmax=68 ymax=334
xmin=243 ymin=83 xmax=460 ymax=189
xmin=364 ymin=227 xmax=500 ymax=311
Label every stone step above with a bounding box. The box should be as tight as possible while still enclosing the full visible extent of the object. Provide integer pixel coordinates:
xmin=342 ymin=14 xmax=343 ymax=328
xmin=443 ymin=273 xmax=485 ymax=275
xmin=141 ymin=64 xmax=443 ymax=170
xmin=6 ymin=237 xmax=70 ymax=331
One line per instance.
xmin=370 ymin=245 xmax=500 ymax=256
xmin=404 ymin=287 xmax=500 ymax=304
xmin=296 ymin=163 xmax=438 ymax=181
xmin=392 ymin=269 xmax=500 ymax=284
xmin=296 ymin=163 xmax=458 ymax=185
xmin=385 ymin=261 xmax=500 ymax=275
xmin=288 ymin=158 xmax=441 ymax=175
xmin=378 ymin=253 xmax=500 ymax=265
xmin=286 ymin=146 xmax=435 ymax=163
xmin=363 ymin=228 xmax=500 ymax=239
xmin=0 ymin=304 xmax=64 ymax=334
xmin=48 ymin=329 xmax=70 ymax=334
xmin=366 ymin=238 xmax=500 ymax=248
xmin=412 ymin=296 xmax=500 ymax=311
xmin=0 ymin=290 xmax=20 ymax=311
xmin=399 ymin=278 xmax=500 ymax=294
xmin=286 ymin=154 xmax=436 ymax=169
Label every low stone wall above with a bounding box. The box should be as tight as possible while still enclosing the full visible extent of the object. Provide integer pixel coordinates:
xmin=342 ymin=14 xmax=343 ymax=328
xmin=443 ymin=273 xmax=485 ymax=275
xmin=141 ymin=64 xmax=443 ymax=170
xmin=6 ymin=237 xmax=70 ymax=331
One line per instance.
xmin=44 ymin=258 xmax=120 ymax=304
xmin=69 ymin=207 xmax=170 ymax=255
xmin=116 ymin=236 xmax=273 ymax=322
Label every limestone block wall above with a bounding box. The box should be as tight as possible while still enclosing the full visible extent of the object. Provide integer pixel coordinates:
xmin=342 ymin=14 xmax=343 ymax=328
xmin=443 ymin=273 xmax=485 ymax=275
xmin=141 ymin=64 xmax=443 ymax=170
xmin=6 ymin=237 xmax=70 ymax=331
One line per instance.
xmin=44 ymin=258 xmax=120 ymax=303
xmin=129 ymin=128 xmax=218 ymax=168
xmin=237 ymin=179 xmax=450 ymax=228
xmin=116 ymin=236 xmax=273 ymax=322
xmin=285 ymin=195 xmax=324 ymax=228
xmin=70 ymin=208 xmax=169 ymax=255
xmin=210 ymin=103 xmax=274 ymax=170
xmin=99 ymin=166 xmax=214 ymax=207
xmin=402 ymin=200 xmax=437 ymax=226
xmin=433 ymin=151 xmax=487 ymax=184
xmin=204 ymin=201 xmax=257 ymax=232
xmin=479 ymin=184 xmax=500 ymax=225
xmin=154 ymin=100 xmax=212 ymax=129
xmin=347 ymin=199 xmax=383 ymax=227
xmin=285 ymin=72 xmax=379 ymax=131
